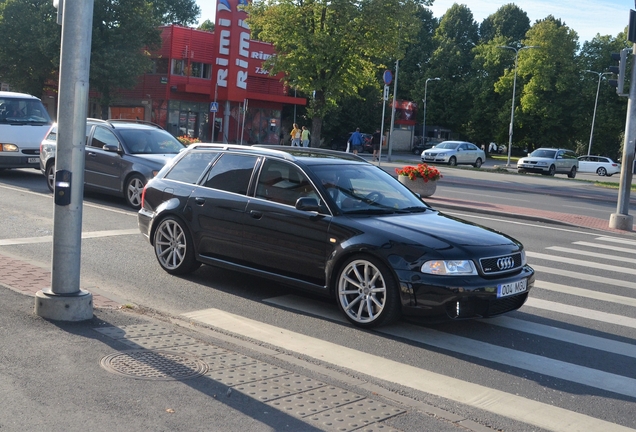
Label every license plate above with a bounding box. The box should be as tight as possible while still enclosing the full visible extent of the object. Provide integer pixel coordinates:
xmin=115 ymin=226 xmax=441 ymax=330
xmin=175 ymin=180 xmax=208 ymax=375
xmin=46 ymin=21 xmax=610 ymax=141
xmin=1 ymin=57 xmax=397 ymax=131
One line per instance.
xmin=27 ymin=157 xmax=39 ymax=164
xmin=425 ymin=156 xmax=434 ymax=160
xmin=497 ymin=279 xmax=527 ymax=298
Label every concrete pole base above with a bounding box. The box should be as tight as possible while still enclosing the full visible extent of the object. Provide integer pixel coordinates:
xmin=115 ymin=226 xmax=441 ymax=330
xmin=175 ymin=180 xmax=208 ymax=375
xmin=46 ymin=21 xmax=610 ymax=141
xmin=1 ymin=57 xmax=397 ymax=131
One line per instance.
xmin=34 ymin=290 xmax=93 ymax=321
xmin=609 ymin=213 xmax=634 ymax=231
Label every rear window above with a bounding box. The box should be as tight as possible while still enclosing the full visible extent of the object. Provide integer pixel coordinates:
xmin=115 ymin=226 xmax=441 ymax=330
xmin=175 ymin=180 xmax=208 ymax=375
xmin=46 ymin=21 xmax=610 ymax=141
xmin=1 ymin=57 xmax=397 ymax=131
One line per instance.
xmin=164 ymin=150 xmax=220 ymax=184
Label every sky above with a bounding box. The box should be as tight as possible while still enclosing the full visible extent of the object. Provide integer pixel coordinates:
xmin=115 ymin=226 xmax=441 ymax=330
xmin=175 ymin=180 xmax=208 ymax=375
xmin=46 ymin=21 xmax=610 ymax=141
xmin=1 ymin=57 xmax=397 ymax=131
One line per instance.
xmin=194 ymin=0 xmax=633 ymax=43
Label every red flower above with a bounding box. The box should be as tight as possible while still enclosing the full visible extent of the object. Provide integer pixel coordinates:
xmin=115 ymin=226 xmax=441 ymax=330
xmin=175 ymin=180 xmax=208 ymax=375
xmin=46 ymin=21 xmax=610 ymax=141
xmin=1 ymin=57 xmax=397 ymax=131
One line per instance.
xmin=395 ymin=163 xmax=442 ymax=183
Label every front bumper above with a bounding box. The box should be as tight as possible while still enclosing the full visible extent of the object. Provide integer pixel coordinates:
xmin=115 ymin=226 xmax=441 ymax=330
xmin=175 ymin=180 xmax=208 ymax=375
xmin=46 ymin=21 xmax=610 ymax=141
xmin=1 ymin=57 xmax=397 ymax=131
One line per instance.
xmin=399 ymin=265 xmax=535 ymax=320
xmin=0 ymin=154 xmax=40 ymax=169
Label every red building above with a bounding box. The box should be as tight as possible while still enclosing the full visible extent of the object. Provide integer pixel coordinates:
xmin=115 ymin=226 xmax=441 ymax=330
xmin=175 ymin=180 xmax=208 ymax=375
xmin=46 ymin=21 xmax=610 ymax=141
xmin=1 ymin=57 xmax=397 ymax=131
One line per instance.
xmin=113 ymin=1 xmax=304 ymax=144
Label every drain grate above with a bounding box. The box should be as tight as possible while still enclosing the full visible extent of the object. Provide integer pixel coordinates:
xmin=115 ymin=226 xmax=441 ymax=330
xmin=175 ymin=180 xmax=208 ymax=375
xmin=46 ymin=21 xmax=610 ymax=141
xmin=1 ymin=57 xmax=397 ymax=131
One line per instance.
xmin=100 ymin=350 xmax=209 ymax=381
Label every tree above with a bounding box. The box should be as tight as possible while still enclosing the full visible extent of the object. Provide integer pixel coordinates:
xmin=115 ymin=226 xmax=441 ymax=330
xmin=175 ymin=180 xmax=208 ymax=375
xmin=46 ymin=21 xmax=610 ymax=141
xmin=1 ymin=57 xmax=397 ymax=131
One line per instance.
xmin=479 ymin=3 xmax=530 ymax=43
xmin=151 ymin=0 xmax=200 ymax=26
xmin=198 ymin=19 xmax=215 ymax=32
xmin=247 ymin=0 xmax=426 ymax=146
xmin=0 ymin=0 xmax=60 ymax=95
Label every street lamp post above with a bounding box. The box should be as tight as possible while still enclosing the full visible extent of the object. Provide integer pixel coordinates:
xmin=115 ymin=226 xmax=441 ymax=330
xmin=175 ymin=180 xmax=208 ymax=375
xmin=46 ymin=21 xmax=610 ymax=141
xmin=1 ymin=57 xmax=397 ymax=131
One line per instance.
xmin=498 ymin=45 xmax=538 ymax=166
xmin=583 ymin=70 xmax=612 ymax=156
xmin=422 ymin=77 xmax=440 ymax=144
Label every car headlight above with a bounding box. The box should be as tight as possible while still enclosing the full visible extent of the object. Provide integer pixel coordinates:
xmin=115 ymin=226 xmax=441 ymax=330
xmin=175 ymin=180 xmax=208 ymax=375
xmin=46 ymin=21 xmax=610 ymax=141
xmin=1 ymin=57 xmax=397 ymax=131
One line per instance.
xmin=421 ymin=260 xmax=477 ymax=275
xmin=520 ymin=249 xmax=526 ymax=266
xmin=1 ymin=143 xmax=18 ymax=152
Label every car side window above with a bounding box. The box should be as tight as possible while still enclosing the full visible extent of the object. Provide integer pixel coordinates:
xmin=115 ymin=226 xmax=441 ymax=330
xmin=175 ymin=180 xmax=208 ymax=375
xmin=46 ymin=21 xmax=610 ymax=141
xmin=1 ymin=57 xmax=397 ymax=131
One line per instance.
xmin=255 ymin=160 xmax=317 ymax=207
xmin=164 ymin=151 xmax=220 ymax=184
xmin=91 ymin=127 xmax=119 ymax=149
xmin=203 ymin=153 xmax=257 ymax=195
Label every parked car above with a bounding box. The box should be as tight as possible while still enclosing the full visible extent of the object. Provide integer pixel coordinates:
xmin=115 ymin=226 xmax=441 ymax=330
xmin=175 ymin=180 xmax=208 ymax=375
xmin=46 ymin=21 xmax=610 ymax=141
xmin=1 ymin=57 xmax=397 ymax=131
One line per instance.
xmin=411 ymin=137 xmax=436 ymax=155
xmin=326 ymin=132 xmax=373 ymax=153
xmin=0 ymin=91 xmax=54 ymax=170
xmin=421 ymin=140 xmax=486 ymax=168
xmin=138 ymin=144 xmax=534 ymax=328
xmin=577 ymin=155 xmax=621 ymax=176
xmin=40 ymin=118 xmax=186 ymax=209
xmin=517 ymin=148 xmax=578 ymax=178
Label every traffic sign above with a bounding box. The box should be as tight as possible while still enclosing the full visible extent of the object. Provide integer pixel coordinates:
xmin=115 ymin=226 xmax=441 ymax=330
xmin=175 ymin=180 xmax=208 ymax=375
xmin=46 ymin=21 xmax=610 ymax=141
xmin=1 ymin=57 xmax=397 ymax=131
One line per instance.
xmin=383 ymin=85 xmax=389 ymax=101
xmin=383 ymin=70 xmax=392 ymax=85
xmin=209 ymin=102 xmax=219 ymax=113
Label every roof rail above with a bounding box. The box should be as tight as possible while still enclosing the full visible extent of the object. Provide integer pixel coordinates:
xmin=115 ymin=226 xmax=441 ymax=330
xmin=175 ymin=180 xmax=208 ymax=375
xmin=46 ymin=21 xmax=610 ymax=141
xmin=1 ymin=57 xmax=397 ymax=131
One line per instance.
xmin=106 ymin=118 xmax=164 ymax=129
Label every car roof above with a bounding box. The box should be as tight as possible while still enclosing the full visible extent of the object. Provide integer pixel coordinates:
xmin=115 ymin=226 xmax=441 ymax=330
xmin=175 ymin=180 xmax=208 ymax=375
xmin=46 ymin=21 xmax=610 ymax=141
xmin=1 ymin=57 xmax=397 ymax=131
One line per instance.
xmin=0 ymin=91 xmax=42 ymax=100
xmin=188 ymin=143 xmax=369 ymax=165
xmin=86 ymin=118 xmax=165 ymax=130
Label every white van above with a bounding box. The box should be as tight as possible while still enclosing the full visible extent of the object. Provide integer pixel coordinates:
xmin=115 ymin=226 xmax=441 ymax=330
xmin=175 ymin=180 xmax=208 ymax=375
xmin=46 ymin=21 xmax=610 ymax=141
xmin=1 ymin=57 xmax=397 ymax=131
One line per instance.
xmin=0 ymin=91 xmax=54 ymax=169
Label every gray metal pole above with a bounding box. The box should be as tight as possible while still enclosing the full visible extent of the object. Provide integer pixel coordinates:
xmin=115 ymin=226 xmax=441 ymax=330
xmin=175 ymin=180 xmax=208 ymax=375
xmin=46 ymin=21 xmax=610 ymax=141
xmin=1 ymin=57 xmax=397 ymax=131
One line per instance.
xmin=609 ymin=46 xmax=636 ymax=231
xmin=422 ymin=77 xmax=439 ymax=146
xmin=584 ymin=71 xmax=611 ymax=156
xmin=35 ymin=0 xmax=94 ymax=321
xmin=388 ymin=60 xmax=398 ymax=162
xmin=378 ymin=89 xmax=387 ymax=167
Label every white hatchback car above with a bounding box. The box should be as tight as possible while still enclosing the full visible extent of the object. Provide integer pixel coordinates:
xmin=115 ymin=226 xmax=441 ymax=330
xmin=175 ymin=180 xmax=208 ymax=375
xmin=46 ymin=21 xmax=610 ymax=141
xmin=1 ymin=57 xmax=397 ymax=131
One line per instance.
xmin=577 ymin=155 xmax=621 ymax=177
xmin=0 ymin=91 xmax=53 ymax=169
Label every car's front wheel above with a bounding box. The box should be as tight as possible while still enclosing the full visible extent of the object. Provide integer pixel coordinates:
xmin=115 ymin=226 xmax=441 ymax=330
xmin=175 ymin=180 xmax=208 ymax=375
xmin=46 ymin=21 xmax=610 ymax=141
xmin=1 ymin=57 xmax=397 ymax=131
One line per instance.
xmin=124 ymin=174 xmax=146 ymax=209
xmin=45 ymin=161 xmax=55 ymax=193
xmin=336 ymin=255 xmax=401 ymax=328
xmin=473 ymin=158 xmax=482 ymax=168
xmin=568 ymin=166 xmax=577 ymax=178
xmin=153 ymin=216 xmax=201 ymax=275
xmin=596 ymin=167 xmax=607 ymax=176
xmin=448 ymin=156 xmax=457 ymax=167
xmin=547 ymin=165 xmax=556 ymax=176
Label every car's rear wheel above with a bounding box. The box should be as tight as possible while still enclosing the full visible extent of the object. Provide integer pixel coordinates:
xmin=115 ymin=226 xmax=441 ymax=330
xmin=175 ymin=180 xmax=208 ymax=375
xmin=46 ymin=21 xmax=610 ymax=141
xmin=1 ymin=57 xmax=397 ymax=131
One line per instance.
xmin=153 ymin=216 xmax=201 ymax=275
xmin=473 ymin=158 xmax=482 ymax=168
xmin=45 ymin=161 xmax=55 ymax=193
xmin=568 ymin=166 xmax=577 ymax=178
xmin=124 ymin=174 xmax=146 ymax=209
xmin=596 ymin=167 xmax=607 ymax=176
xmin=336 ymin=255 xmax=401 ymax=328
xmin=448 ymin=156 xmax=457 ymax=166
xmin=413 ymin=147 xmax=421 ymax=155
xmin=547 ymin=165 xmax=556 ymax=176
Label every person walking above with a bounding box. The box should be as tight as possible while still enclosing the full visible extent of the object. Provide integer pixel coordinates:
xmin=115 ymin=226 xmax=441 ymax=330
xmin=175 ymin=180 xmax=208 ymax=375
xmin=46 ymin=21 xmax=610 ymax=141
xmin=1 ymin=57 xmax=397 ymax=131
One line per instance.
xmin=372 ymin=129 xmax=381 ymax=161
xmin=290 ymin=123 xmax=301 ymax=147
xmin=347 ymin=128 xmax=364 ymax=155
xmin=301 ymin=126 xmax=310 ymax=148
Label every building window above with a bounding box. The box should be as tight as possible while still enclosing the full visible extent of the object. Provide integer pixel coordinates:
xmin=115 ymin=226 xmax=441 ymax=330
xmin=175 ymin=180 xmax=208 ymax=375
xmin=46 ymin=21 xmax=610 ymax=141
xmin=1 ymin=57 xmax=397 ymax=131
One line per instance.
xmin=172 ymin=59 xmax=185 ymax=76
xmin=190 ymin=62 xmax=211 ymax=79
xmin=153 ymin=58 xmax=168 ymax=74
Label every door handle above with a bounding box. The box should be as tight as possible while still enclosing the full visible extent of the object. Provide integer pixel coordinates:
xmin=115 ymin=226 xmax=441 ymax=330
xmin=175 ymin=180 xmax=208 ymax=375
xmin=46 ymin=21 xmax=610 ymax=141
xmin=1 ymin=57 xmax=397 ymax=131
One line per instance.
xmin=194 ymin=197 xmax=205 ymax=205
xmin=249 ymin=210 xmax=263 ymax=219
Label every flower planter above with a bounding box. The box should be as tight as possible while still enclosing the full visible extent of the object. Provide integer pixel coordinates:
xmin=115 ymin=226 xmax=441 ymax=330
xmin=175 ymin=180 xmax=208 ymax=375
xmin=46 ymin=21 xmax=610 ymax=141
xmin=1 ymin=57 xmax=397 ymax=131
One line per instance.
xmin=398 ymin=175 xmax=437 ymax=197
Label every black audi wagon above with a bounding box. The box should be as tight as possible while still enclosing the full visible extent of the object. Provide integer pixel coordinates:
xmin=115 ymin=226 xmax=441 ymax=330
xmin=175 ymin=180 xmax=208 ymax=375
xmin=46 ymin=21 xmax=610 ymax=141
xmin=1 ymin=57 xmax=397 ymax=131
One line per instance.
xmin=138 ymin=144 xmax=534 ymax=328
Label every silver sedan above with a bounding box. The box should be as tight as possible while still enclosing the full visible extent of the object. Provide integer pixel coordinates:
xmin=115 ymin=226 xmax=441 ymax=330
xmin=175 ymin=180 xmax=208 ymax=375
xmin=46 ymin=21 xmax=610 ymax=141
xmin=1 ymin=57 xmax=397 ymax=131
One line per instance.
xmin=421 ymin=141 xmax=486 ymax=168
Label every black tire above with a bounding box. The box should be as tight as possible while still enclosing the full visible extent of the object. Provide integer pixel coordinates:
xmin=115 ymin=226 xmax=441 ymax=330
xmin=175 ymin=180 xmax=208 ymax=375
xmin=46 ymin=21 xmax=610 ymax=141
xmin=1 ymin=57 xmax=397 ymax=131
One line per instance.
xmin=45 ymin=160 xmax=55 ymax=193
xmin=567 ymin=166 xmax=577 ymax=179
xmin=336 ymin=254 xmax=401 ymax=328
xmin=153 ymin=216 xmax=201 ymax=275
xmin=413 ymin=147 xmax=421 ymax=155
xmin=597 ymin=167 xmax=607 ymax=176
xmin=124 ymin=174 xmax=146 ymax=209
xmin=473 ymin=158 xmax=482 ymax=168
xmin=448 ymin=156 xmax=457 ymax=167
xmin=547 ymin=165 xmax=556 ymax=176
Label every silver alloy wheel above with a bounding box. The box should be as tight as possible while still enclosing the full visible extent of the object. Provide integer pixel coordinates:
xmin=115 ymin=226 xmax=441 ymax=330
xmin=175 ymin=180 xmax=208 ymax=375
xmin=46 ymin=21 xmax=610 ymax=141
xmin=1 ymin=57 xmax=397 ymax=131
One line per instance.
xmin=448 ymin=156 xmax=457 ymax=166
xmin=154 ymin=218 xmax=187 ymax=271
xmin=337 ymin=259 xmax=387 ymax=325
xmin=597 ymin=167 xmax=607 ymax=176
xmin=126 ymin=175 xmax=145 ymax=208
xmin=45 ymin=162 xmax=55 ymax=193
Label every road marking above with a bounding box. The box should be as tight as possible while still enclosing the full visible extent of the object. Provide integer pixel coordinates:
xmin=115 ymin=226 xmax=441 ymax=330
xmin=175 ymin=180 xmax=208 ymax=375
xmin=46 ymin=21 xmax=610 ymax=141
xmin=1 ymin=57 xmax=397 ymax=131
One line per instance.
xmin=528 ymin=251 xmax=636 ymax=276
xmin=0 ymin=229 xmax=139 ymax=246
xmin=183 ymin=307 xmax=634 ymax=432
xmin=535 ymin=280 xmax=636 ymax=308
xmin=597 ymin=236 xmax=636 ymax=246
xmin=572 ymin=241 xmax=636 ymax=255
xmin=531 ymin=265 xmax=636 ymax=290
xmin=525 ymin=297 xmax=636 ymax=329
xmin=546 ymin=246 xmax=636 ymax=264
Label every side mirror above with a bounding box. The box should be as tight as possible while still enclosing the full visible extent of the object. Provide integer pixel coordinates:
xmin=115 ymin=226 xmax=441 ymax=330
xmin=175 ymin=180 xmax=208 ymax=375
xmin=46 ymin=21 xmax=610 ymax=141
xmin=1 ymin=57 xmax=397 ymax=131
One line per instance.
xmin=295 ymin=197 xmax=320 ymax=212
xmin=103 ymin=144 xmax=120 ymax=152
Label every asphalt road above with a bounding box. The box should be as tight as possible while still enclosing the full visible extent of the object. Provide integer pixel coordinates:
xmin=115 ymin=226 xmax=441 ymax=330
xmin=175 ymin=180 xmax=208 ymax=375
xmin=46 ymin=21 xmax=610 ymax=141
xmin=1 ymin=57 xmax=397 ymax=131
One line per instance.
xmin=1 ymin=165 xmax=636 ymax=432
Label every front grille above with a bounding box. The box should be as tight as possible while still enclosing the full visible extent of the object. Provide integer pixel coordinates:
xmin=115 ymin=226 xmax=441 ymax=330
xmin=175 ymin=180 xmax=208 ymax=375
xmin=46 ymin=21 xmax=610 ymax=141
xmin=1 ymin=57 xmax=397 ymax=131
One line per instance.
xmin=480 ymin=252 xmax=522 ymax=275
xmin=486 ymin=292 xmax=528 ymax=316
xmin=22 ymin=149 xmax=40 ymax=155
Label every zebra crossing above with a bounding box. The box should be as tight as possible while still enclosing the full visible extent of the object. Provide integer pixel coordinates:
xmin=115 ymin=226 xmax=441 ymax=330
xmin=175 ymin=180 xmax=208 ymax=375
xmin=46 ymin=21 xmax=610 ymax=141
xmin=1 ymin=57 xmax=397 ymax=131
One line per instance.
xmin=183 ymin=234 xmax=636 ymax=432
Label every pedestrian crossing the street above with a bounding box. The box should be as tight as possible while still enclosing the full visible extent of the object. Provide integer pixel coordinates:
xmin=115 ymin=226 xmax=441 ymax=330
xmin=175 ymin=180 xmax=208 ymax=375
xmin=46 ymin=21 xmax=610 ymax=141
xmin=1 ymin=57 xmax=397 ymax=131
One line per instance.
xmin=183 ymin=235 xmax=636 ymax=432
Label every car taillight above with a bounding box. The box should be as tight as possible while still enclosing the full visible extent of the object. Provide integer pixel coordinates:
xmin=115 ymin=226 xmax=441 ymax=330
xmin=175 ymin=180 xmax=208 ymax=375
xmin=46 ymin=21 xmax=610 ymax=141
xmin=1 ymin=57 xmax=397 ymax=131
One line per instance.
xmin=141 ymin=185 xmax=147 ymax=208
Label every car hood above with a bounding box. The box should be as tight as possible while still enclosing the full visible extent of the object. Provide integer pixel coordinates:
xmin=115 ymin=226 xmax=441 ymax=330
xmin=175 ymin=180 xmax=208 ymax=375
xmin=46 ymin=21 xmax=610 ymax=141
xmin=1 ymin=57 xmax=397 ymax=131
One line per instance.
xmin=0 ymin=124 xmax=51 ymax=149
xmin=518 ymin=156 xmax=552 ymax=164
xmin=350 ymin=210 xmax=519 ymax=253
xmin=424 ymin=148 xmax=455 ymax=155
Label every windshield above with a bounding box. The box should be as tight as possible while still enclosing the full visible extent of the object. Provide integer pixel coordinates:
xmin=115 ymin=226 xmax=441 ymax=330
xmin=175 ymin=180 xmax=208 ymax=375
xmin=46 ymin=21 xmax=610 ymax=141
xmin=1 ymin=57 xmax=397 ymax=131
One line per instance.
xmin=530 ymin=149 xmax=556 ymax=158
xmin=310 ymin=164 xmax=430 ymax=214
xmin=119 ymin=129 xmax=186 ymax=154
xmin=435 ymin=142 xmax=459 ymax=149
xmin=0 ymin=97 xmax=52 ymax=124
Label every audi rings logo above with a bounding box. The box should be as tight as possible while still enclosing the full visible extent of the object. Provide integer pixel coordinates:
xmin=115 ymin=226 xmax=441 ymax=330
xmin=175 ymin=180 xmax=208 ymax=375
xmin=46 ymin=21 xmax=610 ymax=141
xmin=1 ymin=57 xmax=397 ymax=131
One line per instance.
xmin=497 ymin=257 xmax=515 ymax=270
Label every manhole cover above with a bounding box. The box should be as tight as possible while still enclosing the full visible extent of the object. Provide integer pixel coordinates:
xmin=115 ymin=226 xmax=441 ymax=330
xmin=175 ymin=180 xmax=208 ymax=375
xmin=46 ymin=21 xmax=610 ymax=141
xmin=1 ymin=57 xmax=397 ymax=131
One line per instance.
xmin=100 ymin=350 xmax=209 ymax=381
